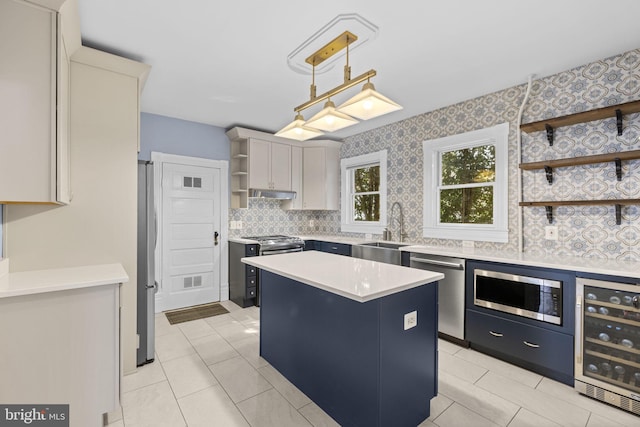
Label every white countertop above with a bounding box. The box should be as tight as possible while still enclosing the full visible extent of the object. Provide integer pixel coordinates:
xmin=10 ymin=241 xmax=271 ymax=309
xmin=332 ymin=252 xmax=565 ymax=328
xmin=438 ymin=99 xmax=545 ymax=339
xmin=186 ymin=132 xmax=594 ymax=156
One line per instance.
xmin=399 ymin=245 xmax=640 ymax=280
xmin=231 ymin=234 xmax=640 ymax=279
xmin=242 ymin=251 xmax=443 ymax=303
xmin=0 ymin=263 xmax=129 ymax=298
xmin=229 ymin=237 xmax=260 ymax=244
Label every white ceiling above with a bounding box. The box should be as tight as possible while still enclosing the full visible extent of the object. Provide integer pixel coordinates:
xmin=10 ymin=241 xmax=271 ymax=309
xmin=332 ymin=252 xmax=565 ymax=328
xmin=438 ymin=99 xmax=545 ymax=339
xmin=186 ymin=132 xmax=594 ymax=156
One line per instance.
xmin=78 ymin=0 xmax=640 ymax=139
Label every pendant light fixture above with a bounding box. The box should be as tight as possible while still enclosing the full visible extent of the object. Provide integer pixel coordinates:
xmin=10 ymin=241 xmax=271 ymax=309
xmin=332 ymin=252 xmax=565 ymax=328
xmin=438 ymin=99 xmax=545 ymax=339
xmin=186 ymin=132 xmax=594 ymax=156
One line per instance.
xmin=276 ymin=31 xmax=402 ymax=140
xmin=275 ymin=113 xmax=324 ymax=141
xmin=337 ymin=81 xmax=402 ymax=120
xmin=304 ymin=99 xmax=358 ymax=132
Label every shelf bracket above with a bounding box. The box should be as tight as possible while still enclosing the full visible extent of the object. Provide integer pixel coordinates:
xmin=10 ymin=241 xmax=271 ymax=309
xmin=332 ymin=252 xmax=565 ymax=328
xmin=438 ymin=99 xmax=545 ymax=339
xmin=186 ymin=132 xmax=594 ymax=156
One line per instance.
xmin=544 ymin=165 xmax=553 ymax=185
xmin=616 ymin=109 xmax=623 ymax=136
xmin=615 ymin=204 xmax=622 ymax=225
xmin=615 ymin=158 xmax=622 ymax=181
xmin=545 ymin=124 xmax=554 ymax=146
xmin=545 ymin=206 xmax=553 ymax=224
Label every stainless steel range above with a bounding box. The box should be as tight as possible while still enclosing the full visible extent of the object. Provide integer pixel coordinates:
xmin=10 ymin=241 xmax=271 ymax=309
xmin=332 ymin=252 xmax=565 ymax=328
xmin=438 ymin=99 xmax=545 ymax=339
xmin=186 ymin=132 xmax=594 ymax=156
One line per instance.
xmin=242 ymin=235 xmax=305 ymax=255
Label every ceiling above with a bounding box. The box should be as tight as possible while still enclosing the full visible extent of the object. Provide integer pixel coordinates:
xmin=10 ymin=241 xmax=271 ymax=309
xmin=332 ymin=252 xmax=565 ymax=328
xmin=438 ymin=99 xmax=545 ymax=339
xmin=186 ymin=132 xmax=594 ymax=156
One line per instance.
xmin=78 ymin=0 xmax=640 ymax=140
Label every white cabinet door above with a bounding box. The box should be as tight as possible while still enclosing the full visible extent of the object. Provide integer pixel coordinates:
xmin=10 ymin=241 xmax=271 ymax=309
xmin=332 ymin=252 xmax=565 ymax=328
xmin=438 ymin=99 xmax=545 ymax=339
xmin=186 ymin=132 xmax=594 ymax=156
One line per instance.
xmin=270 ymin=142 xmax=291 ymax=190
xmin=303 ymin=146 xmax=340 ymax=210
xmin=248 ymin=138 xmax=271 ymax=189
xmin=303 ymin=147 xmax=325 ymax=209
xmin=283 ymin=146 xmax=302 ymax=210
xmin=248 ymin=139 xmax=292 ymax=190
xmin=0 ymin=0 xmax=69 ymax=204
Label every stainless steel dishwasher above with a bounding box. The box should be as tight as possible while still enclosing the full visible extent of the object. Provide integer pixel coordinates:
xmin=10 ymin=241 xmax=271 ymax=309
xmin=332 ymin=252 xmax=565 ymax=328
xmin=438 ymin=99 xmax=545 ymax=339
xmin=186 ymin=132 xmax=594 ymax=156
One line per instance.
xmin=409 ymin=253 xmax=466 ymax=342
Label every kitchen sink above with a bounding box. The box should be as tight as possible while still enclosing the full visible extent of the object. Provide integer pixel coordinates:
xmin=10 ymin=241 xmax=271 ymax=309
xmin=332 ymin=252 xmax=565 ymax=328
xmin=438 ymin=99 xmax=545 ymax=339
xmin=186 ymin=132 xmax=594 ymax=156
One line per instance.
xmin=352 ymin=241 xmax=410 ymax=265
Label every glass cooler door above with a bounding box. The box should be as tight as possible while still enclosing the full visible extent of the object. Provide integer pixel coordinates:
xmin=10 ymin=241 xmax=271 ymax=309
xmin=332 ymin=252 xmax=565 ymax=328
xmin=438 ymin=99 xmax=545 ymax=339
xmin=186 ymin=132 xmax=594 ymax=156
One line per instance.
xmin=577 ymin=277 xmax=640 ymax=396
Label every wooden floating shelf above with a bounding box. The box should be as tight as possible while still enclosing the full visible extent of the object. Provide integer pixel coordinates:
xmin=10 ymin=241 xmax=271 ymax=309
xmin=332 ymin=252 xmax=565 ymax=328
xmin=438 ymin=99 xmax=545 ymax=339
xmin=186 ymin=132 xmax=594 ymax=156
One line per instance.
xmin=519 ymin=199 xmax=640 ymax=225
xmin=520 ymin=99 xmax=640 ymax=134
xmin=520 ymin=150 xmax=640 ymax=183
xmin=519 ymin=199 xmax=640 ymax=207
xmin=519 ymin=150 xmax=640 ymax=170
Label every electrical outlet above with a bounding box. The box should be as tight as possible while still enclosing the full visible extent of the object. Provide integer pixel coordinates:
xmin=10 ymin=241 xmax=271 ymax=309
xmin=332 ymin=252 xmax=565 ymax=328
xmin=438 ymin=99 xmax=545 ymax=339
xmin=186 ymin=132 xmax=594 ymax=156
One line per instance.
xmin=404 ymin=311 xmax=417 ymax=331
xmin=462 ymin=240 xmax=474 ymax=249
xmin=237 ymin=221 xmax=242 ymax=229
xmin=545 ymin=226 xmax=558 ymax=240
xmin=229 ymin=221 xmax=236 ymax=230
xmin=365 ymin=233 xmax=372 ymax=239
xmin=309 ymin=220 xmax=314 ymax=227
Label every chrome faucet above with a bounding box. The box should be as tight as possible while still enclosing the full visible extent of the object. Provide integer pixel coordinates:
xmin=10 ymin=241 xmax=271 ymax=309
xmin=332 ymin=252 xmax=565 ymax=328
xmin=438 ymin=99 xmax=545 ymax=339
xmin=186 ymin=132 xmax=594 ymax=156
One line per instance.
xmin=389 ymin=202 xmax=408 ymax=242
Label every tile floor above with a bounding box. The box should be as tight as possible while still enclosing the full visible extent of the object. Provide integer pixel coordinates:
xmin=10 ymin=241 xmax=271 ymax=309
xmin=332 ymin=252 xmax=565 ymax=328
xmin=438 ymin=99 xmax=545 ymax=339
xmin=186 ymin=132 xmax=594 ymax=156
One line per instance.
xmin=107 ymin=300 xmax=640 ymax=427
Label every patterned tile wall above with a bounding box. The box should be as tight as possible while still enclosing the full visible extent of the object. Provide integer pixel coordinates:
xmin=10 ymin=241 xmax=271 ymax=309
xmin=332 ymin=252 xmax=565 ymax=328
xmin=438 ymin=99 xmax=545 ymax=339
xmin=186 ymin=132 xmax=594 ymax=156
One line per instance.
xmin=230 ymin=48 xmax=640 ymax=261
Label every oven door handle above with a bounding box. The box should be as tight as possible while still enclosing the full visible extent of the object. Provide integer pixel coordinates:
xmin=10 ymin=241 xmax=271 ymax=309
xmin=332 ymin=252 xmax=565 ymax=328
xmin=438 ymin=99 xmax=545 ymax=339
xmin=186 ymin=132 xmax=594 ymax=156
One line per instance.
xmin=410 ymin=257 xmax=464 ymax=270
xmin=261 ymin=247 xmax=303 ymax=256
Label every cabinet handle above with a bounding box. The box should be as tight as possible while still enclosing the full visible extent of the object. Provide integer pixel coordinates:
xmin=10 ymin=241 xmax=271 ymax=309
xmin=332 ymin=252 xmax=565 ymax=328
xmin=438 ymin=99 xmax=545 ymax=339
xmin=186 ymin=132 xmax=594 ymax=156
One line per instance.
xmin=331 ymin=246 xmax=338 ymax=250
xmin=523 ymin=341 xmax=540 ymax=348
xmin=489 ymin=331 xmax=503 ymax=337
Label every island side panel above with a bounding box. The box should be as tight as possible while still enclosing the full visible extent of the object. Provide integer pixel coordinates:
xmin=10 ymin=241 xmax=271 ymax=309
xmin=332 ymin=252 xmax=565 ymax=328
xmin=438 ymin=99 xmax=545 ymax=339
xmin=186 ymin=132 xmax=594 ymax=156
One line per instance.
xmin=379 ymin=282 xmax=438 ymax=427
xmin=259 ymin=270 xmax=381 ymax=427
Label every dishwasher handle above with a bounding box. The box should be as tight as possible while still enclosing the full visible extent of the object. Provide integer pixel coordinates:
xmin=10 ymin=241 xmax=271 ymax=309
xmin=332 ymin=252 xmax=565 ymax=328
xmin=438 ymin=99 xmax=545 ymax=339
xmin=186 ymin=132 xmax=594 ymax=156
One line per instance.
xmin=410 ymin=257 xmax=465 ymax=270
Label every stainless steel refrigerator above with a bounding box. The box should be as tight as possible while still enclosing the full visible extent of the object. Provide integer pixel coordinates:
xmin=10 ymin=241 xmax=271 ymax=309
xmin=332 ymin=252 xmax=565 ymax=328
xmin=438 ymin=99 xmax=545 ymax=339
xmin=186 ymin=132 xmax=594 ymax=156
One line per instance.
xmin=137 ymin=160 xmax=156 ymax=366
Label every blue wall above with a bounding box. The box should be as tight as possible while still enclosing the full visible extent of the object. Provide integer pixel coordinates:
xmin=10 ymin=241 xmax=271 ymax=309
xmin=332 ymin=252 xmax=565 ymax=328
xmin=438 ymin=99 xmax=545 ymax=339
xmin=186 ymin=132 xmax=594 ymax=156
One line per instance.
xmin=139 ymin=113 xmax=230 ymax=161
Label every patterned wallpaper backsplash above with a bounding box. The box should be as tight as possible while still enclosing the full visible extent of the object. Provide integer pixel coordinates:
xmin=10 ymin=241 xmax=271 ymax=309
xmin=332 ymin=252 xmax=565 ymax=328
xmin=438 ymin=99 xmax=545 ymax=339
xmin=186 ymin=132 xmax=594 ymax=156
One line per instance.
xmin=230 ymin=48 xmax=640 ymax=261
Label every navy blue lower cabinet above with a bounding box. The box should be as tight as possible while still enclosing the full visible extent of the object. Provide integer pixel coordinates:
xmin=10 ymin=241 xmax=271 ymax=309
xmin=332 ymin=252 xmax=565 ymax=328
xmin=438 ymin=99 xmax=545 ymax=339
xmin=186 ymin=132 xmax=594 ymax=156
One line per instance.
xmin=466 ymin=309 xmax=574 ymax=385
xmin=317 ymin=241 xmax=352 ymax=256
xmin=259 ymin=270 xmax=438 ymax=427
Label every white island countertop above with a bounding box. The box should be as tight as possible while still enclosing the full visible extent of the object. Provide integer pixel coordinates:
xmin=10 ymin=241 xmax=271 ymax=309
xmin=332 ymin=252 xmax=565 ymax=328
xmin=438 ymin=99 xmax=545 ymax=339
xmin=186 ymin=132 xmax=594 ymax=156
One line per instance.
xmin=242 ymin=251 xmax=443 ymax=303
xmin=0 ymin=263 xmax=129 ymax=298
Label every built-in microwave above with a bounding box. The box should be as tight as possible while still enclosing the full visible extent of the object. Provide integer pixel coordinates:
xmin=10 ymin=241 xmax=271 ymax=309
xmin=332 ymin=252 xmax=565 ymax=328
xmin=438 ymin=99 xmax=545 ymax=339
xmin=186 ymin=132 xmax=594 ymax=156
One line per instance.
xmin=474 ymin=269 xmax=562 ymax=325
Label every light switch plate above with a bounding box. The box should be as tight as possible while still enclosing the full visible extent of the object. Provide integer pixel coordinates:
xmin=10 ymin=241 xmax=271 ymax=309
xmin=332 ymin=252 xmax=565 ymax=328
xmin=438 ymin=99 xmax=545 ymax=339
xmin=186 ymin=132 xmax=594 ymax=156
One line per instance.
xmin=404 ymin=311 xmax=417 ymax=330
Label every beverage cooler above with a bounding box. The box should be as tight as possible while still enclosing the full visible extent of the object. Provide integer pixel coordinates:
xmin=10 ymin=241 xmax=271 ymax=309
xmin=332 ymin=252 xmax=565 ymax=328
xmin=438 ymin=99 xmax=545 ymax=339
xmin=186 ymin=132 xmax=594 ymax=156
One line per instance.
xmin=575 ymin=277 xmax=640 ymax=415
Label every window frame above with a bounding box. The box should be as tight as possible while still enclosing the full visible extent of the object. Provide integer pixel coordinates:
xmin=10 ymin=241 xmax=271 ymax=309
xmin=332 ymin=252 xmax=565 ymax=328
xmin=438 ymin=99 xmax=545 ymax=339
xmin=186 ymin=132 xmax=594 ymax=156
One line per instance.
xmin=423 ymin=123 xmax=509 ymax=243
xmin=341 ymin=150 xmax=387 ymax=234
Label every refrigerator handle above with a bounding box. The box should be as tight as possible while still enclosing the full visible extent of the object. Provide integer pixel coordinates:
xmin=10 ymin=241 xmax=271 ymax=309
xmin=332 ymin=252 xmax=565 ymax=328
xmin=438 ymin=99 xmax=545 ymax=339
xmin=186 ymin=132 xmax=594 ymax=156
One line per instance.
xmin=575 ymin=294 xmax=583 ymax=366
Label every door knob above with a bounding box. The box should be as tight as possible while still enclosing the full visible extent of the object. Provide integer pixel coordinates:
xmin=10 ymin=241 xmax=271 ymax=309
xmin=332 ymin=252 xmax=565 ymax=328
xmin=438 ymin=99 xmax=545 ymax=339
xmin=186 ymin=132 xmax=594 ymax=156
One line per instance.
xmin=214 ymin=231 xmax=219 ymax=245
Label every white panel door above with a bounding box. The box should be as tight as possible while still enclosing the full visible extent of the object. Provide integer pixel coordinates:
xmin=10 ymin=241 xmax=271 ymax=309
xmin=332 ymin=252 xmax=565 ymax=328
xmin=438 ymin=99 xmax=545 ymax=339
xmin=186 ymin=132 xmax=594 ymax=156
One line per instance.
xmin=162 ymin=162 xmax=221 ymax=310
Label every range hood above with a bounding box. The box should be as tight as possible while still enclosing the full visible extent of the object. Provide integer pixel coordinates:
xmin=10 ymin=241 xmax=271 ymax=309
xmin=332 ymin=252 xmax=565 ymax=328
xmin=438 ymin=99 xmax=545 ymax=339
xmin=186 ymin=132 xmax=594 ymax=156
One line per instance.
xmin=248 ymin=189 xmax=297 ymax=200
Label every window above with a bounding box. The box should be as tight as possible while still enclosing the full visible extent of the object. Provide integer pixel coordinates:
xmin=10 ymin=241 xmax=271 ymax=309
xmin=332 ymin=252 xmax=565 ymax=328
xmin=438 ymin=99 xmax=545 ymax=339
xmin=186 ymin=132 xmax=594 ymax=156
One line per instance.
xmin=341 ymin=150 xmax=387 ymax=233
xmin=423 ymin=123 xmax=508 ymax=242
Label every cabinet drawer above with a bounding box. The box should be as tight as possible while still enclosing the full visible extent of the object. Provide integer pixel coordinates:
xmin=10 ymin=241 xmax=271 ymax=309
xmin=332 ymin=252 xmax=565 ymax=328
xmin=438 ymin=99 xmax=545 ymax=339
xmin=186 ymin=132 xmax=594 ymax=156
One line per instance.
xmin=246 ymin=287 xmax=257 ymax=299
xmin=466 ymin=309 xmax=573 ymax=377
xmin=319 ymin=242 xmax=351 ymax=256
xmin=246 ymin=265 xmax=257 ymax=277
xmin=247 ymin=276 xmax=257 ymax=288
xmin=245 ymin=244 xmax=259 ymax=256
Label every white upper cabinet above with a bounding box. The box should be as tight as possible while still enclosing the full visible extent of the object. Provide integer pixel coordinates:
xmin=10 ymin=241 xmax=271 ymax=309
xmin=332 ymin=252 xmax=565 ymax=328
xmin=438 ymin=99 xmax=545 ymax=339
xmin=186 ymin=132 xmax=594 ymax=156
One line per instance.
xmin=248 ymin=138 xmax=291 ymax=191
xmin=226 ymin=127 xmax=341 ymax=210
xmin=303 ymin=145 xmax=340 ymax=210
xmin=282 ymin=146 xmax=303 ymax=210
xmin=0 ymin=0 xmax=70 ymax=204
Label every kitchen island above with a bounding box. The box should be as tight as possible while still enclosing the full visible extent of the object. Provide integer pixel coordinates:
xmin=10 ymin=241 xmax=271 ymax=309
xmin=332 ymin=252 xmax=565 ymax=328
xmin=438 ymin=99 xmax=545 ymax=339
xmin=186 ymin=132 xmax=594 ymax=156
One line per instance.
xmin=242 ymin=251 xmax=443 ymax=427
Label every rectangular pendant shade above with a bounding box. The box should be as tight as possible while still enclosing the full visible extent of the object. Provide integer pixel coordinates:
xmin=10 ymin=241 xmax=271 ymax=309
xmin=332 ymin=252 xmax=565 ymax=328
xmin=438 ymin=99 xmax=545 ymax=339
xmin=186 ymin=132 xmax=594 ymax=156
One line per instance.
xmin=275 ymin=116 xmax=324 ymax=141
xmin=304 ymin=101 xmax=359 ymax=132
xmin=337 ymin=85 xmax=402 ymax=120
